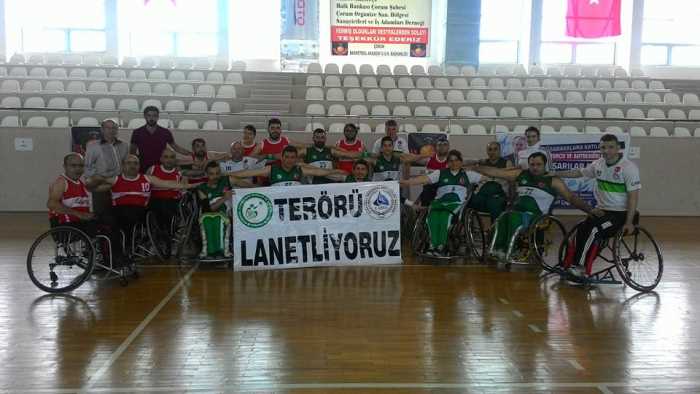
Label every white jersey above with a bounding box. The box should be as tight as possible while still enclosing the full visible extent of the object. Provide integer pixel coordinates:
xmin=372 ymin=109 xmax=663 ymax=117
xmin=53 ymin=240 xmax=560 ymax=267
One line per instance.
xmin=219 ymin=157 xmax=258 ymax=173
xmin=426 ymin=169 xmax=482 ymax=204
xmin=581 ymin=156 xmax=641 ymax=211
xmin=371 ymin=136 xmax=409 ymax=155
xmin=518 ymin=143 xmax=551 ymax=171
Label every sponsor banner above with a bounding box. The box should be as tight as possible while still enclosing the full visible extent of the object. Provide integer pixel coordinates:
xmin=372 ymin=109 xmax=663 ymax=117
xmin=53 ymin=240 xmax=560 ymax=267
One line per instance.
xmin=281 ymin=0 xmax=320 ymax=62
xmin=496 ymin=133 xmax=630 ymax=208
xmin=330 ymin=0 xmax=431 ymax=57
xmin=71 ymin=127 xmax=101 ymax=155
xmin=232 ymin=182 xmax=402 ymax=271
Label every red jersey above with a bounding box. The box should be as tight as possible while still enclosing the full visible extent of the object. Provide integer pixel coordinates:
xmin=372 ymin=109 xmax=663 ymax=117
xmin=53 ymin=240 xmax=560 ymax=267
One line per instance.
xmin=148 ymin=165 xmax=182 ymax=200
xmin=186 ymin=152 xmax=209 ymax=185
xmin=49 ymin=175 xmax=91 ymax=224
xmin=335 ymin=138 xmax=364 ymax=173
xmin=426 ymin=154 xmax=448 ymax=171
xmin=260 ymin=136 xmax=289 ymax=167
xmin=242 ymin=142 xmax=257 ymax=157
xmin=112 ymin=174 xmax=151 ymax=207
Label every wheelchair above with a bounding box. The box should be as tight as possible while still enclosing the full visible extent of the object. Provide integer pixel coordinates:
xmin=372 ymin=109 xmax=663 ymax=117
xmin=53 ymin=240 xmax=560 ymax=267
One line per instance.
xmin=26 ymin=225 xmax=132 ymax=293
xmin=549 ymin=214 xmax=663 ymax=293
xmin=146 ymin=193 xmax=198 ymax=262
xmin=175 ymin=192 xmax=232 ymax=264
xmin=487 ymin=209 xmax=567 ymax=269
xmin=410 ymin=202 xmax=487 ymax=262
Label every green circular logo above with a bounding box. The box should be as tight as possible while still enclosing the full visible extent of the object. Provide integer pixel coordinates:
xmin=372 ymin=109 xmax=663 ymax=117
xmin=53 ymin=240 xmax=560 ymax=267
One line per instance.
xmin=237 ymin=193 xmax=273 ymax=228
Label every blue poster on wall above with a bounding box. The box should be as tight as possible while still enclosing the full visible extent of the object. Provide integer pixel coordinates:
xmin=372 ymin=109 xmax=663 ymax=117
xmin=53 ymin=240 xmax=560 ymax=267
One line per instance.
xmin=281 ymin=0 xmax=320 ymax=69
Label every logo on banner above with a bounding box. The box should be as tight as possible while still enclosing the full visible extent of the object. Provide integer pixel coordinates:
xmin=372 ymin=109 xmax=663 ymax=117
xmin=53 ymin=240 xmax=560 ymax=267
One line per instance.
xmin=365 ymin=185 xmax=398 ymax=219
xmin=237 ymin=193 xmax=273 ymax=228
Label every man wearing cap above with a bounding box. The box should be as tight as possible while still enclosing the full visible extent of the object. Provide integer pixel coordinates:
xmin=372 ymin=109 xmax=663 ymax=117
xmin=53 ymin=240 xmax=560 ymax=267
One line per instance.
xmin=85 ymin=118 xmax=129 ymax=216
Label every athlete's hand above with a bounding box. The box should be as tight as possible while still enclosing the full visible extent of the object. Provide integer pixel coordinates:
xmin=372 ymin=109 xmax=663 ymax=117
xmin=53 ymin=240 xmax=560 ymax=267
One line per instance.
xmin=590 ymin=208 xmax=605 ymax=217
xmin=77 ymin=212 xmax=95 ymax=221
xmin=622 ymin=223 xmax=635 ymax=235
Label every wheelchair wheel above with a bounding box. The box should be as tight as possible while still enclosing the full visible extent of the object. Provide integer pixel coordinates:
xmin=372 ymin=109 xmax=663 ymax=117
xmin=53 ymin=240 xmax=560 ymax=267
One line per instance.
xmin=464 ymin=209 xmax=487 ymax=261
xmin=531 ymin=215 xmax=566 ymax=271
xmin=26 ymin=226 xmax=95 ymax=293
xmin=410 ymin=209 xmax=429 ymax=255
xmin=613 ymin=226 xmax=663 ymax=292
xmin=556 ymin=220 xmax=585 ymax=272
xmin=146 ymin=211 xmax=172 ymax=262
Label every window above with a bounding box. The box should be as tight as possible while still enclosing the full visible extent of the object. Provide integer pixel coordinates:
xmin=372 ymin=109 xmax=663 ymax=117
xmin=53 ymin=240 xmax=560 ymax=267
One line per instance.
xmin=118 ymin=0 xmax=220 ymax=57
xmin=5 ymin=0 xmax=106 ymax=53
xmin=479 ymin=0 xmax=529 ymax=63
xmin=539 ymin=0 xmax=618 ymax=64
xmin=642 ymin=0 xmax=700 ymax=66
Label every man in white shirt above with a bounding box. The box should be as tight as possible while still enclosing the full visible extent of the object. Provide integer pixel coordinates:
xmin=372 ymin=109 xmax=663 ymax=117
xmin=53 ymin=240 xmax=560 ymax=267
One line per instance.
xmin=371 ymin=119 xmax=409 ymax=154
xmin=517 ymin=126 xmax=552 ymax=171
xmin=555 ymin=134 xmax=641 ymax=280
xmin=220 ymin=141 xmax=258 ymax=187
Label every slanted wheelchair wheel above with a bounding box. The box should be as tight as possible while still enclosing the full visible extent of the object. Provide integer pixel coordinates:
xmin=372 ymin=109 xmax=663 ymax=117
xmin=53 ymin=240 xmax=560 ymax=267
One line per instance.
xmin=613 ymin=226 xmax=663 ymax=292
xmin=26 ymin=226 xmax=95 ymax=293
xmin=146 ymin=211 xmax=172 ymax=262
xmin=531 ymin=215 xmax=566 ymax=271
xmin=410 ymin=209 xmax=429 ymax=255
xmin=464 ymin=209 xmax=487 ymax=261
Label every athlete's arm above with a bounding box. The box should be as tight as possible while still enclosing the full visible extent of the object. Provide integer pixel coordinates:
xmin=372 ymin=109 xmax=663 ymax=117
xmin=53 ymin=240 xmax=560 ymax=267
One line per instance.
xmin=144 ymin=175 xmax=194 ymax=190
xmin=85 ymin=175 xmax=117 ymax=190
xmin=228 ymin=176 xmax=256 ymax=188
xmin=302 ymin=166 xmax=347 ymax=177
xmin=228 ymin=166 xmax=272 ymax=179
xmin=397 ymin=152 xmax=431 ymax=163
xmin=551 ymin=178 xmax=594 ymax=214
xmin=207 ymin=151 xmax=231 ymax=161
xmin=169 ymin=141 xmax=192 ymax=157
xmin=624 ymin=189 xmax=640 ymax=234
xmin=554 ymin=169 xmax=584 ymax=178
xmin=330 ymin=147 xmax=363 ymax=159
xmin=399 ymin=175 xmax=431 ymax=187
xmin=210 ymin=190 xmax=233 ymax=212
xmin=47 ymin=179 xmax=94 ymax=221
xmin=468 ymin=165 xmax=522 ymax=181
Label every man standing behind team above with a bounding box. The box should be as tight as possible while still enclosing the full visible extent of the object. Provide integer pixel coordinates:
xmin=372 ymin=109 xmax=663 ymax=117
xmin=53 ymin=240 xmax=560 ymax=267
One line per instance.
xmin=85 ymin=119 xmax=129 ymax=217
xmin=336 ymin=123 xmax=366 ymax=174
xmin=130 ymin=106 xmax=191 ymax=173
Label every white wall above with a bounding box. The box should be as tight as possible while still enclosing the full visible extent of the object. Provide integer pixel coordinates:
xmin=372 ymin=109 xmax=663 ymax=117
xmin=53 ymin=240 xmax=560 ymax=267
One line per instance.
xmin=229 ymin=0 xmax=281 ymax=70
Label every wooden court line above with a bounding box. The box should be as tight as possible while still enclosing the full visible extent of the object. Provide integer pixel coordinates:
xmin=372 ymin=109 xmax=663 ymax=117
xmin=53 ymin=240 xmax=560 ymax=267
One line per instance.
xmin=79 ymin=263 xmax=200 ymax=392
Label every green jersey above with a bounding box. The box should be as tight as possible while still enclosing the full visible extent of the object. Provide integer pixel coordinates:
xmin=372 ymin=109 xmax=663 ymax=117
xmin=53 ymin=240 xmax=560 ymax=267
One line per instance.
xmin=372 ymin=154 xmax=401 ymax=181
xmin=428 ymin=168 xmax=481 ymax=204
xmin=196 ymin=177 xmax=231 ymax=213
xmin=513 ymin=170 xmax=557 ymax=215
xmin=304 ymin=146 xmax=334 ymax=184
xmin=270 ymin=165 xmax=303 ymax=186
xmin=345 ymin=175 xmax=368 ymax=183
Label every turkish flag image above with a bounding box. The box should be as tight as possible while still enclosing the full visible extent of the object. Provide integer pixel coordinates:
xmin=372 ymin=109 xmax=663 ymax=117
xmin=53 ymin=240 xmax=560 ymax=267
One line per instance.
xmin=566 ymin=0 xmax=621 ymax=38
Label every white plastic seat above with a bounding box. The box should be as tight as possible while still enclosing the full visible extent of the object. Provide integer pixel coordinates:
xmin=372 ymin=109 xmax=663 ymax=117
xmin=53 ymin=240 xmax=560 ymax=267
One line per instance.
xmin=118 ymin=98 xmax=139 ymax=112
xmin=359 ymin=64 xmax=374 ymax=75
xmin=559 ymin=125 xmax=579 ymax=133
xmin=584 ymin=108 xmax=603 ymax=118
xmin=566 ymin=91 xmax=585 ymax=103
xmin=26 ymin=116 xmax=49 ymax=127
xmin=540 ymin=125 xmax=556 ymax=134
xmin=94 ymin=98 xmax=116 ymax=111
xmin=149 ymin=70 xmax=167 ymax=80
xmin=131 ymin=82 xmax=151 ymax=95
xmin=328 ymin=123 xmax=344 ymax=133
xmin=493 ymin=125 xmax=509 ymax=134
xmin=527 ymin=91 xmax=545 ymax=102
xmin=174 ymin=84 xmax=194 ymax=96
xmin=668 ymin=109 xmax=687 ymax=120
xmin=595 ymin=80 xmax=612 ymax=89
xmin=343 ymin=76 xmax=360 ymax=87
xmin=195 ymin=84 xmax=215 ymax=97
xmin=157 ymin=118 xmax=173 ymax=128
xmin=427 ymin=90 xmax=446 ymax=103
xmin=206 ymin=72 xmax=224 ymax=83
xmin=361 ymin=76 xmax=378 ymax=88
xmin=326 ymin=88 xmax=345 ymax=101
xmin=644 ymin=92 xmax=662 ymax=104
xmin=401 ymin=123 xmax=418 ymax=133
xmin=446 ymin=124 xmax=464 ymax=134
xmin=414 ymin=106 xmax=433 ymax=117
xmin=9 ymin=67 xmax=27 ymax=77
xmin=29 ymin=67 xmax=47 ymax=77
xmin=649 ymin=81 xmax=664 ymax=90
xmin=578 ymin=79 xmax=594 ymax=89
xmin=467 ymin=124 xmax=487 ymax=135
xmin=108 ymin=69 xmax=126 ymax=79
xmin=630 ymin=69 xmax=646 ymax=77
xmin=605 ymin=126 xmax=624 ymax=134
xmin=521 ymin=107 xmax=539 ymax=118
xmin=456 ymin=106 xmax=475 ymax=117
xmin=87 ymin=82 xmax=108 ymax=93
xmin=542 ymin=79 xmax=558 ymax=89
xmin=470 ymin=78 xmax=486 ymax=88
xmin=597 ymin=68 xmax=613 ymax=78
xmin=49 ymin=68 xmax=68 ymax=78
xmin=42 ymin=81 xmax=64 ymax=93
xmin=631 ymin=80 xmax=647 ymax=90
xmin=434 ymin=78 xmax=451 ymax=89
xmin=586 ymin=92 xmax=604 ymax=103
xmin=446 ymin=90 xmax=466 ymax=103
xmin=216 ymin=85 xmax=236 ymax=98
xmin=366 ymin=89 xmax=385 ymax=102
xmin=342 ymin=64 xmax=357 ymax=74
xmin=108 ymin=80 xmax=131 ymax=94
xmin=435 ymin=106 xmax=454 ymax=117
xmin=605 ymin=108 xmax=624 ymax=118
xmin=379 ymin=77 xmax=397 ymax=89
xmin=140 ymin=57 xmax=156 ymax=68
xmin=187 ymin=71 xmax=205 ymax=81
xmin=225 ymin=73 xmax=243 ymax=84
xmin=416 ymin=77 xmax=433 ymax=89
xmin=461 ymin=65 xmax=477 ymax=76
xmin=647 ymin=108 xmax=666 ymax=119
xmin=421 ymin=124 xmax=441 ymax=133
xmin=71 ymin=98 xmax=93 ymax=110
xmin=486 ymin=90 xmax=505 ymax=102
xmin=88 ymin=69 xmax=107 ymax=79
xmin=585 ymin=126 xmax=601 ymax=134
xmin=376 ymin=65 xmax=392 ymax=75
xmin=305 ymin=87 xmax=324 ymax=100
xmin=488 ymin=78 xmax=504 ymax=88
xmin=664 ymin=93 xmax=681 ymax=105
xmin=202 ymin=120 xmax=223 ymax=130
xmin=393 ymin=65 xmax=409 ymax=75
xmin=66 ymin=81 xmax=86 ymax=93
xmin=141 ymin=99 xmax=162 ymax=111
xmin=165 ymin=100 xmax=186 ymax=112
xmin=168 ymin=71 xmax=186 ymax=81
xmin=307 ymin=63 xmax=322 ymax=73
xmin=614 ymin=68 xmax=628 ymax=78
xmin=152 ymin=83 xmax=172 ymax=95
xmin=411 ymin=65 xmax=426 ymax=75
xmin=478 ymin=106 xmax=497 ymax=117
xmin=563 ymin=107 xmax=583 ymax=118
xmin=452 ymin=78 xmax=469 ymax=89
xmin=306 ymin=104 xmax=325 ymax=115
xmin=560 ymin=79 xmax=576 ymax=89
xmin=506 ymin=91 xmax=525 ymax=102
xmin=523 ymin=79 xmax=539 ymax=88
xmin=68 ymin=69 xmax=87 ymax=79
xmin=683 ymin=93 xmax=700 ymax=105
xmin=393 ymin=105 xmax=412 ymax=116
xmin=1 ymin=96 xmax=22 ymax=108
xmin=466 ymin=90 xmax=485 ymax=102
xmin=630 ymin=126 xmax=647 ymax=136
xmin=305 ymin=122 xmax=325 ymax=132
xmin=22 ymin=80 xmax=43 ymax=93
xmin=499 ymin=107 xmax=518 ymax=118
xmin=188 ymin=101 xmax=208 ymax=113
xmin=128 ymin=118 xmax=147 ymax=129
xmin=673 ymin=127 xmax=691 ymax=137
xmin=346 ymin=88 xmax=365 ymax=102
xmin=371 ymin=105 xmax=390 ymax=116
xmin=77 ymin=117 xmax=99 ymax=127
xmin=546 ymin=91 xmax=564 ymax=103
xmin=542 ymin=107 xmax=562 ymax=118
xmin=547 ymin=67 xmax=562 ymax=77
xmin=1 ymin=116 xmax=21 ymax=127
xmin=325 ymin=75 xmax=342 ymax=87
xmin=324 ymin=63 xmax=340 ymax=74
xmin=47 ymin=97 xmax=69 ymax=109
xmin=445 ymin=65 xmax=460 ymax=76
xmin=605 ymin=92 xmax=623 ymax=103
xmin=23 ymin=97 xmax=46 ymax=108
xmin=211 ymin=101 xmax=231 ymax=113
xmin=625 ymin=108 xmax=644 ymax=119
xmin=613 ymin=80 xmax=630 ymax=89
xmin=625 ymin=92 xmax=643 ymax=103
xmin=505 ymin=78 xmax=522 ymax=89
xmin=349 ymin=104 xmax=368 ymax=116
xmin=387 ymin=89 xmax=406 ymax=102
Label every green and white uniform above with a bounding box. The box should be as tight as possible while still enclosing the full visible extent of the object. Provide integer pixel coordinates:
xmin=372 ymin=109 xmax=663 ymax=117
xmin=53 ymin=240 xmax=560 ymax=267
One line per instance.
xmin=372 ymin=154 xmax=401 ymax=181
xmin=345 ymin=175 xmax=368 ymax=183
xmin=425 ymin=168 xmax=481 ymax=250
xmin=469 ymin=158 xmax=509 ymax=220
xmin=270 ymin=165 xmax=303 ymax=186
xmin=304 ymin=147 xmax=334 ymax=184
xmin=492 ymin=170 xmax=558 ymax=256
xmin=196 ymin=177 xmax=232 ymax=258
xmin=581 ymin=156 xmax=641 ymax=211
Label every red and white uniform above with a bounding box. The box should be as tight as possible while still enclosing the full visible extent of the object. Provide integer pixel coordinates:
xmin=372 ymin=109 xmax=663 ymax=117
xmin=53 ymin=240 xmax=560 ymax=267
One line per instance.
xmin=49 ymin=175 xmax=91 ymax=224
xmin=242 ymin=142 xmax=258 ymax=157
xmin=112 ymin=174 xmax=151 ymax=207
xmin=260 ymin=136 xmax=290 ymax=167
xmin=426 ymin=154 xmax=448 ymax=171
xmin=335 ymin=138 xmax=365 ymax=174
xmin=187 ymin=152 xmax=209 ymax=185
xmin=148 ymin=165 xmax=182 ymax=200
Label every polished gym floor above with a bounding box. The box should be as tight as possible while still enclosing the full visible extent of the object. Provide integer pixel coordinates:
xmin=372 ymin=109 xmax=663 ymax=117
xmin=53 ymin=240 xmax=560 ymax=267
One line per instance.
xmin=1 ymin=213 xmax=698 ymax=393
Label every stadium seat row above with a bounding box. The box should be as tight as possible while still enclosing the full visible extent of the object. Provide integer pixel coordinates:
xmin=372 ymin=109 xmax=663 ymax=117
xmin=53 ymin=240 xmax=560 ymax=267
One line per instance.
xmin=0 ymin=113 xmax=223 ymax=130
xmin=6 ymin=53 xmax=246 ymax=71
xmin=0 ymin=67 xmax=244 ymax=84
xmin=0 ymin=80 xmax=236 ymax=98
xmin=0 ymin=96 xmax=231 ymax=113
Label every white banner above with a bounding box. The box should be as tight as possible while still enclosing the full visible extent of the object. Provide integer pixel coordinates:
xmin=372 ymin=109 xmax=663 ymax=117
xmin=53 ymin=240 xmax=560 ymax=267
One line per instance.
xmin=330 ymin=0 xmax=431 ymax=57
xmin=232 ymin=182 xmax=402 ymax=271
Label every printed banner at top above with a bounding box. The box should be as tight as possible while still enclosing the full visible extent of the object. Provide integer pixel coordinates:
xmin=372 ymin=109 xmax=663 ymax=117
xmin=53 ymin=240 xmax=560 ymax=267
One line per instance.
xmin=496 ymin=133 xmax=630 ymax=209
xmin=232 ymin=181 xmax=402 ymax=271
xmin=330 ymin=0 xmax=431 ymax=57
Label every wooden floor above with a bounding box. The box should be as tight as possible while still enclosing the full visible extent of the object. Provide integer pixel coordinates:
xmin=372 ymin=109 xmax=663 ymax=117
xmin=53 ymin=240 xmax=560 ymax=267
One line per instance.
xmin=1 ymin=213 xmax=699 ymax=393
